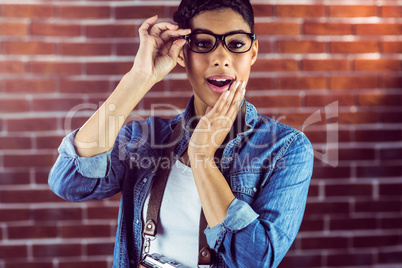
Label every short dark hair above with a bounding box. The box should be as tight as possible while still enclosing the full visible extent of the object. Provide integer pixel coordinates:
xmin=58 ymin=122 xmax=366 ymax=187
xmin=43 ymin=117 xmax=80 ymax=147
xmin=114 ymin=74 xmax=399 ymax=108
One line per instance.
xmin=173 ymin=0 xmax=255 ymax=33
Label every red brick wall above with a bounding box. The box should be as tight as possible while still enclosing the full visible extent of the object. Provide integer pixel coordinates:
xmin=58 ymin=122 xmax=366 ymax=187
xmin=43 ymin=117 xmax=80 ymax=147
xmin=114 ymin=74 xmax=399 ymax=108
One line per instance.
xmin=0 ymin=1 xmax=401 ymax=267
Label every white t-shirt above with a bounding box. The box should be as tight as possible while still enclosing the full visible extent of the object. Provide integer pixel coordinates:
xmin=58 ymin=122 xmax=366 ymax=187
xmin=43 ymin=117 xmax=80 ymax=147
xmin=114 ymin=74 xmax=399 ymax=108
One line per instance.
xmin=142 ymin=160 xmax=201 ymax=268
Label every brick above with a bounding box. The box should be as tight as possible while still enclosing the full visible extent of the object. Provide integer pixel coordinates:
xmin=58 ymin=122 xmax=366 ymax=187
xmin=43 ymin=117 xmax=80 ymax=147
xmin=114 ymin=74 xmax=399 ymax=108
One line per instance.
xmin=355 ymin=200 xmax=401 ymax=213
xmin=86 ymin=61 xmax=132 ymax=75
xmin=338 ymin=148 xmax=375 ymax=160
xmin=257 ymin=40 xmax=273 ymax=54
xmin=380 ymin=217 xmax=402 ymax=229
xmin=143 ymin=95 xmax=190 ymax=110
xmin=115 ymin=6 xmax=165 ymax=19
xmin=355 ymin=59 xmax=401 ymax=72
xmin=34 ymin=170 xmax=52 ymax=185
xmin=305 ymin=201 xmax=349 ymax=215
xmin=5 ymin=262 xmax=53 ymax=268
xmin=278 ymin=76 xmax=325 ymax=90
xmin=277 ymin=40 xmax=325 ymax=54
xmin=331 ymin=41 xmax=378 ymax=53
xmin=32 ymin=98 xmax=85 ymax=112
xmin=382 ymin=41 xmax=402 ymax=53
xmin=87 ymin=206 xmax=119 ymax=220
xmin=356 ymin=23 xmax=402 ymax=35
xmin=379 ymin=183 xmax=402 ymax=196
xmin=3 ymin=78 xmax=55 ymax=93
xmin=0 ymin=99 xmax=30 ymax=113
xmin=2 ymin=41 xmax=55 ymax=55
xmin=312 ymin=166 xmax=350 ymax=179
xmin=167 ymin=79 xmax=191 ymax=92
xmin=380 ymin=148 xmax=402 ymax=160
xmin=305 ymin=129 xmax=351 ymax=144
xmin=86 ymin=24 xmax=136 ymax=38
xmin=0 ymin=171 xmax=30 ymax=185
xmin=34 ymin=207 xmax=82 ymax=222
xmin=61 ymin=224 xmax=111 ymax=238
xmin=35 ymin=135 xmax=63 ymax=150
xmin=330 ymin=76 xmax=378 ymax=89
xmin=381 ymin=112 xmax=402 ymax=123
xmin=277 ymin=5 xmax=325 ymax=17
xmin=381 ymin=6 xmax=402 ymax=17
xmin=60 ymin=42 xmax=112 ymax=56
xmin=0 ymin=60 xmax=24 ymax=73
xmin=116 ymin=42 xmax=140 ymax=56
xmin=0 ymin=208 xmax=30 ymax=221
xmin=307 ymin=185 xmax=319 ymax=197
xmin=325 ymin=183 xmax=373 ymax=197
xmin=59 ymin=261 xmax=108 ymax=268
xmin=353 ymin=234 xmax=401 ymax=248
xmin=358 ymin=93 xmax=402 ymax=107
xmin=327 ymin=252 xmax=373 ymax=266
xmin=87 ymin=242 xmax=115 ymax=256
xmin=7 ymin=118 xmax=58 ymax=132
xmin=356 ymin=165 xmax=402 ymax=178
xmin=59 ymin=5 xmax=110 ymax=19
xmin=246 ymin=77 xmax=273 ymax=90
xmin=302 ymin=59 xmax=350 ymax=71
xmin=0 ymin=137 xmax=32 ymax=149
xmin=32 ymin=22 xmax=81 ymax=37
xmin=0 ymin=245 xmax=27 ymax=259
xmin=379 ymin=250 xmax=402 ymax=264
xmin=254 ymin=22 xmax=300 ymax=35
xmin=33 ymin=243 xmax=82 ymax=257
xmin=305 ymin=94 xmax=353 ymax=107
xmin=8 ymin=225 xmax=57 ymax=239
xmin=248 ymin=95 xmax=301 ymax=108
xmin=355 ymin=129 xmax=401 ymax=142
xmin=0 ymin=189 xmax=62 ymax=203
xmin=330 ymin=217 xmax=377 ymax=231
xmin=1 ymin=4 xmax=54 ymax=18
xmin=29 ymin=61 xmax=81 ymax=75
xmin=330 ymin=5 xmax=377 ymax=17
xmin=3 ymin=154 xmax=55 ymax=168
xmin=60 ymin=79 xmax=110 ymax=93
xmin=0 ymin=22 xmax=28 ymax=36
xmin=301 ymin=236 xmax=348 ymax=249
xmin=299 ymin=218 xmax=324 ymax=232
xmin=253 ymin=4 xmax=274 ymax=17
xmin=304 ymin=22 xmax=352 ymax=35
xmin=280 ymin=254 xmax=321 ymax=267
xmin=252 ymin=59 xmax=298 ymax=72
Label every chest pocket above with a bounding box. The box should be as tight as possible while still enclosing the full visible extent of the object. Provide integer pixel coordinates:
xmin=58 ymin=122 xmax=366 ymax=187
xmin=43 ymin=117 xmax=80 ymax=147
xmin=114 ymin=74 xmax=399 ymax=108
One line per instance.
xmin=230 ymin=172 xmax=265 ymax=205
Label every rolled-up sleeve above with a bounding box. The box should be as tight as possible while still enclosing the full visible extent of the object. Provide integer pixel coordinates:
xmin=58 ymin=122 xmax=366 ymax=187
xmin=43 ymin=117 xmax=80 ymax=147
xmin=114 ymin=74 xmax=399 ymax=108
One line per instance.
xmin=205 ymin=198 xmax=258 ymax=250
xmin=48 ymin=129 xmax=123 ymax=202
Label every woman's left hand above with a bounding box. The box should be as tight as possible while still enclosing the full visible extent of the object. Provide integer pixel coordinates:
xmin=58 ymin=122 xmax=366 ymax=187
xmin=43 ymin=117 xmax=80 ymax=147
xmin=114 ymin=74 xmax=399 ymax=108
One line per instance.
xmin=188 ymin=81 xmax=246 ymax=159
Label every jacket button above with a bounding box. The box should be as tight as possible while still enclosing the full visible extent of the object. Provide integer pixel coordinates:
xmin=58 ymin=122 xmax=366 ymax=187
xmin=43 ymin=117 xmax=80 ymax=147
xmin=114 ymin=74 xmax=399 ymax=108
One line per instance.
xmin=143 ymin=178 xmax=147 ymax=183
xmin=253 ymin=187 xmax=257 ymax=192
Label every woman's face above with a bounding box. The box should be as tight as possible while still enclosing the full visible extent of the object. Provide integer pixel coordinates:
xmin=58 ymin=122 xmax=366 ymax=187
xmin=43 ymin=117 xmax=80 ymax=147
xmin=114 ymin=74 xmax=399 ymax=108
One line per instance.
xmin=178 ymin=8 xmax=258 ymax=117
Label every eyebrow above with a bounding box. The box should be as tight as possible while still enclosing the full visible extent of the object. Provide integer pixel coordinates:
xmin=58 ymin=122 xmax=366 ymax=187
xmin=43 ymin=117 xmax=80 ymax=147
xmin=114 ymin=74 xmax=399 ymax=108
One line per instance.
xmin=191 ymin=28 xmax=249 ymax=35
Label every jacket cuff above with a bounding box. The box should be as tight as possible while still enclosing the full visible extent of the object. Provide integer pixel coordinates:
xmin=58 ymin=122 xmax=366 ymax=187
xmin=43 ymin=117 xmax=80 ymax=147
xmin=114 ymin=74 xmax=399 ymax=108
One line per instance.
xmin=58 ymin=129 xmax=112 ymax=178
xmin=204 ymin=198 xmax=259 ymax=251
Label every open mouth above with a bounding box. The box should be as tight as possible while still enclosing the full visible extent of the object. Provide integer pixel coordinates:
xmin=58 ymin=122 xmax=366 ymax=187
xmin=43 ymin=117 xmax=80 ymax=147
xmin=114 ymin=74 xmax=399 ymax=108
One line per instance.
xmin=207 ymin=78 xmax=233 ymax=88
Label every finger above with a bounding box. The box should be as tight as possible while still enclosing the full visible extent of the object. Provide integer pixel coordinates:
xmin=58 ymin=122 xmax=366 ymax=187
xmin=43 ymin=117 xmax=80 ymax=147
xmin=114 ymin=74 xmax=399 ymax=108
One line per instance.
xmin=167 ymin=38 xmax=187 ymax=60
xmin=211 ymin=81 xmax=240 ymax=116
xmin=227 ymin=81 xmax=246 ymax=119
xmin=149 ymin=22 xmax=180 ymax=37
xmin=160 ymin=28 xmax=191 ymax=43
xmin=138 ymin=15 xmax=159 ymax=38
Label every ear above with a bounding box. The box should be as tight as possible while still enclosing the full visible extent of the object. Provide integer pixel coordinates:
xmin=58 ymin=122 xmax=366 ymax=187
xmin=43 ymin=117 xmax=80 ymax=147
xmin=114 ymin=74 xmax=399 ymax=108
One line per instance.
xmin=250 ymin=39 xmax=258 ymax=66
xmin=177 ymin=46 xmax=186 ymax=68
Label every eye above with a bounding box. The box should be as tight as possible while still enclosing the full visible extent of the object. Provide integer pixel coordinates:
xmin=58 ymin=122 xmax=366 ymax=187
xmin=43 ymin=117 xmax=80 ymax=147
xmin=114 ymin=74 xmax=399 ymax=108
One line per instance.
xmin=195 ymin=39 xmax=214 ymax=49
xmin=227 ymin=40 xmax=246 ymax=50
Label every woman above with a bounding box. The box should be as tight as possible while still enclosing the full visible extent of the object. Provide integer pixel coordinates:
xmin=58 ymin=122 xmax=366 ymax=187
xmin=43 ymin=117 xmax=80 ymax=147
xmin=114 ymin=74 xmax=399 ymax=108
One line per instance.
xmin=49 ymin=0 xmax=314 ymax=267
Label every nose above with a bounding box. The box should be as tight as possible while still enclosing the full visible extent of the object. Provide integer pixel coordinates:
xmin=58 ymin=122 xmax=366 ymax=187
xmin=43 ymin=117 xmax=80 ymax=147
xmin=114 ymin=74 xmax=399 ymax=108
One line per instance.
xmin=211 ymin=40 xmax=231 ymax=67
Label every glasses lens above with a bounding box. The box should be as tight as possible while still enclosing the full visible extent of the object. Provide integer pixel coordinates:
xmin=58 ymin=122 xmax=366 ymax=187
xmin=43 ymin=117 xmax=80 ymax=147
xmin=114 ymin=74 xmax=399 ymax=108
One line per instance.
xmin=188 ymin=33 xmax=216 ymax=53
xmin=225 ymin=33 xmax=253 ymax=53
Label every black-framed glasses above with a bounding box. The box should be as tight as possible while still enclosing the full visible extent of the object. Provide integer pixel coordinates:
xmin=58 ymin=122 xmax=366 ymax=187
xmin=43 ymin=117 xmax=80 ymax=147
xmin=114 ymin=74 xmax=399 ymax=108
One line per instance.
xmin=184 ymin=32 xmax=256 ymax=54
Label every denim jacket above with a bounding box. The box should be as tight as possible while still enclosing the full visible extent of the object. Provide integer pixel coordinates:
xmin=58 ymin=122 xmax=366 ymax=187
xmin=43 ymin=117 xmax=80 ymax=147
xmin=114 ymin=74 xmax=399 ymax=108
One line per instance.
xmin=49 ymin=96 xmax=314 ymax=268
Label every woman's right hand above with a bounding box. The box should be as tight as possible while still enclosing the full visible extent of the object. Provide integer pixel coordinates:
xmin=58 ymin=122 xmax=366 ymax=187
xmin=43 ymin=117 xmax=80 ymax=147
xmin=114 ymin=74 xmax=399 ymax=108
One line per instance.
xmin=131 ymin=15 xmax=191 ymax=86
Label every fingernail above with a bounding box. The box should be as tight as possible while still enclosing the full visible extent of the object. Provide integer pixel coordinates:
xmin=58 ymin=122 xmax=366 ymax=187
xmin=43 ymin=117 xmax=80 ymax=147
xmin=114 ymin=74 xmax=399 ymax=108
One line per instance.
xmin=242 ymin=87 xmax=246 ymax=96
xmin=224 ymin=90 xmax=230 ymax=97
xmin=241 ymin=81 xmax=246 ymax=89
